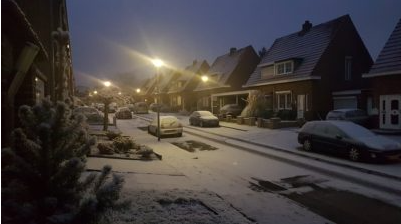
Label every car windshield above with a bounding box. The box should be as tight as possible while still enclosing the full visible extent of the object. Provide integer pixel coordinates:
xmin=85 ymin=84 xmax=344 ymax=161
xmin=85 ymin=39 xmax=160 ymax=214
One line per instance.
xmin=198 ymin=111 xmax=213 ymax=116
xmin=333 ymin=122 xmax=375 ymax=138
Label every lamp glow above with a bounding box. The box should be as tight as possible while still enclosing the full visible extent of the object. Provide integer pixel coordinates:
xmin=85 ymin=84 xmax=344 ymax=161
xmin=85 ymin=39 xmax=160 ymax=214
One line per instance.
xmin=201 ymin=75 xmax=208 ymax=82
xmin=152 ymin=59 xmax=164 ymax=68
xmin=104 ymin=81 xmax=111 ymax=87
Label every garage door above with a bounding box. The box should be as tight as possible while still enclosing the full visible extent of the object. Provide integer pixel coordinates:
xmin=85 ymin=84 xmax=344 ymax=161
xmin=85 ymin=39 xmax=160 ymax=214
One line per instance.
xmin=333 ymin=96 xmax=357 ymax=109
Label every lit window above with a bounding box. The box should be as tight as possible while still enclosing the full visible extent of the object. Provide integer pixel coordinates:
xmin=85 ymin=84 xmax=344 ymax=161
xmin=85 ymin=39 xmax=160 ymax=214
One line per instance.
xmin=275 ymin=61 xmax=293 ymax=75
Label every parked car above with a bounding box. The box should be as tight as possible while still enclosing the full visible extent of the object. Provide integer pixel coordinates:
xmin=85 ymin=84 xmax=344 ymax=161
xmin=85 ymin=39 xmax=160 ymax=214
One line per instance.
xmin=109 ymin=102 xmax=117 ymax=113
xmin=219 ymin=104 xmax=243 ymax=118
xmin=326 ymin=109 xmax=368 ymax=126
xmin=127 ymin=104 xmax=135 ymax=112
xmin=148 ymin=116 xmax=183 ymax=137
xmin=115 ymin=107 xmax=132 ymax=119
xmin=73 ymin=106 xmax=104 ymax=124
xmin=134 ymin=102 xmax=149 ymax=114
xmin=189 ymin=111 xmax=219 ymax=127
xmin=298 ymin=120 xmax=401 ymax=162
xmin=149 ymin=103 xmax=170 ymax=112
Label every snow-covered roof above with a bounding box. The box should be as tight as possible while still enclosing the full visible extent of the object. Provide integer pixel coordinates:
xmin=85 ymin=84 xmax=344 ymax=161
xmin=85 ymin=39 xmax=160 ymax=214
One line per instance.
xmin=365 ymin=18 xmax=401 ymax=77
xmin=245 ymin=15 xmax=352 ymax=87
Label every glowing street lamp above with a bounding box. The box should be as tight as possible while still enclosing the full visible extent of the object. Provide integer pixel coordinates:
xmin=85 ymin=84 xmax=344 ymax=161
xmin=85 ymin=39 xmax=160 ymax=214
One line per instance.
xmin=152 ymin=58 xmax=164 ymax=141
xmin=201 ymin=75 xmax=208 ymax=82
xmin=93 ymin=90 xmax=98 ymax=94
xmin=136 ymin=88 xmax=141 ymax=93
xmin=104 ymin=81 xmax=111 ymax=87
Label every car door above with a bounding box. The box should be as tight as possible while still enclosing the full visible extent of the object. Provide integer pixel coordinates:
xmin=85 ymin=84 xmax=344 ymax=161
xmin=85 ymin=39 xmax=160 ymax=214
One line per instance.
xmin=323 ymin=124 xmax=348 ymax=154
xmin=310 ymin=123 xmax=330 ymax=150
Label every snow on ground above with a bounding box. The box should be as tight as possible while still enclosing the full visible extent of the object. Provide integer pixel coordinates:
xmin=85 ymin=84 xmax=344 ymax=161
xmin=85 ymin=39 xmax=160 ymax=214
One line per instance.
xmin=89 ymin=114 xmax=401 ymax=223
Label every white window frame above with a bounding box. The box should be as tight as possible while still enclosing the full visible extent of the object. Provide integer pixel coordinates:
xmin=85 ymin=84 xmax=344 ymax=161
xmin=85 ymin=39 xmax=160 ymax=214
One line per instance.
xmin=276 ymin=91 xmax=292 ymax=110
xmin=275 ymin=61 xmax=294 ymax=75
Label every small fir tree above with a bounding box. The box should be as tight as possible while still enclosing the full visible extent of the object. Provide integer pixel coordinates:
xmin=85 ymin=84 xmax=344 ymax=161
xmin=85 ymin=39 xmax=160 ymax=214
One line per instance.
xmin=2 ymin=100 xmax=129 ymax=224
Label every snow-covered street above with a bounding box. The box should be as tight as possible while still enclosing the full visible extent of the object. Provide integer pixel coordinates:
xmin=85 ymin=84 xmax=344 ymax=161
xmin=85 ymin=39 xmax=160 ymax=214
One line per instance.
xmin=87 ymin=114 xmax=401 ymax=223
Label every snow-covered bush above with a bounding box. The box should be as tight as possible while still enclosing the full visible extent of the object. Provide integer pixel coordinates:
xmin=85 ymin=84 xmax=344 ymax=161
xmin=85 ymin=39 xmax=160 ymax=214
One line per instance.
xmin=112 ymin=136 xmax=136 ymax=153
xmin=105 ymin=131 xmax=121 ymax=140
xmin=98 ymin=142 xmax=115 ymax=155
xmin=1 ymin=100 xmax=129 ymax=224
xmin=136 ymin=145 xmax=154 ymax=158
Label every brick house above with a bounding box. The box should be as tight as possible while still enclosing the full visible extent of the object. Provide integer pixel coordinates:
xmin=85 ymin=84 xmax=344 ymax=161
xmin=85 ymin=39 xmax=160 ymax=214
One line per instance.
xmin=243 ymin=15 xmax=373 ymax=120
xmin=193 ymin=46 xmax=260 ymax=114
xmin=166 ymin=60 xmax=210 ymax=112
xmin=2 ymin=0 xmax=74 ymax=145
xmin=362 ymin=18 xmax=401 ymax=130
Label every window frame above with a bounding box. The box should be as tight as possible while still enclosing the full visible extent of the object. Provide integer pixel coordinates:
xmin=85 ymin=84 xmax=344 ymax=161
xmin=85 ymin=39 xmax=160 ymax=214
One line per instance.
xmin=276 ymin=91 xmax=292 ymax=110
xmin=275 ymin=61 xmax=294 ymax=75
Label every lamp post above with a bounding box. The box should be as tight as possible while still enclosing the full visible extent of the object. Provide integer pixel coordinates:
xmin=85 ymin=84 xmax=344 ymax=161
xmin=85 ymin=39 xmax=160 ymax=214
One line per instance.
xmin=152 ymin=59 xmax=164 ymax=141
xmin=101 ymin=81 xmax=112 ymax=131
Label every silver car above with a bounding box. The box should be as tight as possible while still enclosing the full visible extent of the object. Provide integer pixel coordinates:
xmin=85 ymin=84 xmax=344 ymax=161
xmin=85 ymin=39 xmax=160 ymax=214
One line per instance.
xmin=326 ymin=109 xmax=368 ymax=126
xmin=148 ymin=116 xmax=183 ymax=137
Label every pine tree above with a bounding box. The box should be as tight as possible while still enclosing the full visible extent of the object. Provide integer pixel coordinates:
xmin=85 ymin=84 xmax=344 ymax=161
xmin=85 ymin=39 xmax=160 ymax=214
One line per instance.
xmin=2 ymin=100 xmax=129 ymax=224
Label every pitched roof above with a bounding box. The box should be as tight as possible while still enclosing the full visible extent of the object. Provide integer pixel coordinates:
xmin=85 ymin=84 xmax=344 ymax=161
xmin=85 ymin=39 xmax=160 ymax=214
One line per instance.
xmin=244 ymin=15 xmax=350 ymax=87
xmin=150 ymin=69 xmax=179 ymax=94
xmin=194 ymin=45 xmax=254 ymax=91
xmin=138 ymin=77 xmax=156 ymax=96
xmin=365 ymin=18 xmax=401 ymax=77
xmin=167 ymin=60 xmax=209 ymax=94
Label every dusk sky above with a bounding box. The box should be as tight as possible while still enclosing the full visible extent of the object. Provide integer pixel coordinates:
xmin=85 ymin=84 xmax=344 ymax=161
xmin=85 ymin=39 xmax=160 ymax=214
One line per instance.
xmin=67 ymin=0 xmax=401 ymax=87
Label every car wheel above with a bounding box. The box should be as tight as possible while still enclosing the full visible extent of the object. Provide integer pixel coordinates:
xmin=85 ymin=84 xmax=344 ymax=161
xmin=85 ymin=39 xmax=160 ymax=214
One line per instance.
xmin=200 ymin=121 xmax=204 ymax=127
xmin=349 ymin=147 xmax=361 ymax=161
xmin=189 ymin=120 xmax=193 ymax=126
xmin=303 ymin=139 xmax=313 ymax=151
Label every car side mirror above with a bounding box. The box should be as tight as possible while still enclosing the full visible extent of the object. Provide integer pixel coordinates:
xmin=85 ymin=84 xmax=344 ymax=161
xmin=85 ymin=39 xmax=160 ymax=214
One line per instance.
xmin=335 ymin=134 xmax=343 ymax=140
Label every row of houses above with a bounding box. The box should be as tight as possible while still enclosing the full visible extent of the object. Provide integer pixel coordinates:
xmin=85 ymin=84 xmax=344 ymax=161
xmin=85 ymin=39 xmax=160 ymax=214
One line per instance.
xmin=137 ymin=15 xmax=401 ymax=130
xmin=2 ymin=0 xmax=74 ymax=145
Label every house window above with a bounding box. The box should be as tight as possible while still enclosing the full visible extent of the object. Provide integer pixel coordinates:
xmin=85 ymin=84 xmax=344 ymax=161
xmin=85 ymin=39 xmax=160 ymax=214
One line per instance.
xmin=177 ymin=95 xmax=182 ymax=105
xmin=345 ymin=56 xmax=352 ymax=80
xmin=276 ymin=91 xmax=292 ymax=110
xmin=201 ymin=97 xmax=209 ymax=107
xmin=275 ymin=61 xmax=293 ymax=75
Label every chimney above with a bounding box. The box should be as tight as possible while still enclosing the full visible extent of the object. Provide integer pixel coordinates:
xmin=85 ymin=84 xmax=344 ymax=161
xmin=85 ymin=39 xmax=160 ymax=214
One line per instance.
xmin=229 ymin=47 xmax=237 ymax=55
xmin=193 ymin=60 xmax=197 ymax=65
xmin=302 ymin=20 xmax=312 ymax=33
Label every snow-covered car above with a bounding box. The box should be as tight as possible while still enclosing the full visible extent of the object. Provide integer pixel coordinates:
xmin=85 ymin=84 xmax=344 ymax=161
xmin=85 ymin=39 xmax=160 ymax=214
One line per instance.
xmin=189 ymin=111 xmax=219 ymax=127
xmin=326 ymin=109 xmax=368 ymax=126
xmin=73 ymin=106 xmax=104 ymax=124
xmin=219 ymin=104 xmax=243 ymax=118
xmin=298 ymin=120 xmax=401 ymax=162
xmin=133 ymin=102 xmax=149 ymax=114
xmin=115 ymin=107 xmax=132 ymax=119
xmin=149 ymin=103 xmax=171 ymax=112
xmin=148 ymin=116 xmax=183 ymax=137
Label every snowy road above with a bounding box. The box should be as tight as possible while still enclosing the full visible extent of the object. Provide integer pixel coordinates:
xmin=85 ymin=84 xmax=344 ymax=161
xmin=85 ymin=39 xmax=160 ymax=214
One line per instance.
xmin=96 ymin=115 xmax=401 ymax=224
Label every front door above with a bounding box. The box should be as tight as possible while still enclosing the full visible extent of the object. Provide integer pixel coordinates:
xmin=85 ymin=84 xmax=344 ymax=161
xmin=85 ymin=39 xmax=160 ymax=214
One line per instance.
xmin=380 ymin=95 xmax=401 ymax=130
xmin=297 ymin=95 xmax=305 ymax=119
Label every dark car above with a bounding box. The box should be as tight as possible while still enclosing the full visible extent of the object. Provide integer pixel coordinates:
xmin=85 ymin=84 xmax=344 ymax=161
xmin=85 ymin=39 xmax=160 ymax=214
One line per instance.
xmin=133 ymin=102 xmax=148 ymax=114
xmin=298 ymin=120 xmax=401 ymax=162
xmin=115 ymin=107 xmax=132 ymax=119
xmin=189 ymin=111 xmax=219 ymax=127
xmin=219 ymin=104 xmax=243 ymax=118
xmin=326 ymin=109 xmax=369 ymax=126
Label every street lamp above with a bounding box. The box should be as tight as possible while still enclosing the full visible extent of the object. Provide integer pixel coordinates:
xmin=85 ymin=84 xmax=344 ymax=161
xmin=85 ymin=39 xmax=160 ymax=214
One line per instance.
xmin=102 ymin=81 xmax=112 ymax=131
xmin=136 ymin=88 xmax=141 ymax=93
xmin=201 ymin=75 xmax=208 ymax=83
xmin=152 ymin=58 xmax=164 ymax=141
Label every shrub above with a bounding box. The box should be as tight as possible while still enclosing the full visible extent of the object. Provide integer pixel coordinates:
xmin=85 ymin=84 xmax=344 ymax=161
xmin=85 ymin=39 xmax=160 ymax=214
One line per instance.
xmin=98 ymin=142 xmax=115 ymax=155
xmin=2 ymin=100 xmax=129 ymax=224
xmin=105 ymin=131 xmax=121 ymax=140
xmin=277 ymin=110 xmax=297 ymax=120
xmin=136 ymin=145 xmax=154 ymax=158
xmin=112 ymin=136 xmax=136 ymax=153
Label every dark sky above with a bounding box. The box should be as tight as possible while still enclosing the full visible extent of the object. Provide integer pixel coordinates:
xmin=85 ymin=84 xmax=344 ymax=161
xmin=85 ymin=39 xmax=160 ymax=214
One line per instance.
xmin=67 ymin=0 xmax=401 ymax=86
